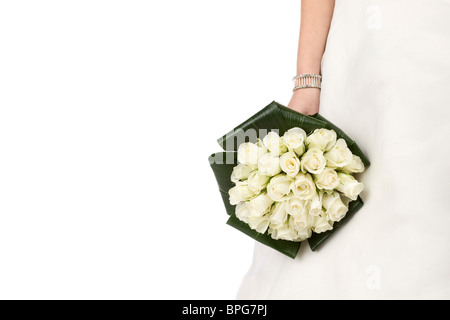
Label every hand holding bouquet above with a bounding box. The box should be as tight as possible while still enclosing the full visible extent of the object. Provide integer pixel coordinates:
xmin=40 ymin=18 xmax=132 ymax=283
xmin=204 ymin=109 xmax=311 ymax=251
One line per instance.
xmin=209 ymin=102 xmax=369 ymax=258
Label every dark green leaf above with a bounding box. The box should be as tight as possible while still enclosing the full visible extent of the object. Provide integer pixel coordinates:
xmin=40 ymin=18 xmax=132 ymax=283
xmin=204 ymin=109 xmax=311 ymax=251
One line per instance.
xmin=209 ymin=152 xmax=238 ymax=215
xmin=226 ymin=213 xmax=301 ymax=259
xmin=277 ymin=104 xmax=328 ymax=135
xmin=308 ymin=197 xmax=364 ymax=251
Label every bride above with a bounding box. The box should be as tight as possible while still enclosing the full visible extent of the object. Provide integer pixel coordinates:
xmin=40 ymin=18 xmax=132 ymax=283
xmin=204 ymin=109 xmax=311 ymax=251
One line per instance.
xmin=237 ymin=0 xmax=450 ymax=299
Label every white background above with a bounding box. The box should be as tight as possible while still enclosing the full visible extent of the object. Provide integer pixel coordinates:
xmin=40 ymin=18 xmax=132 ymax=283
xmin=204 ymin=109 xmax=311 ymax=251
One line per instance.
xmin=0 ymin=0 xmax=300 ymax=299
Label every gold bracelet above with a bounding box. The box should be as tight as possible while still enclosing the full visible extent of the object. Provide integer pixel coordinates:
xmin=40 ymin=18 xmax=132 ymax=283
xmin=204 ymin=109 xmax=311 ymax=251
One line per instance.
xmin=292 ymin=74 xmax=322 ymax=91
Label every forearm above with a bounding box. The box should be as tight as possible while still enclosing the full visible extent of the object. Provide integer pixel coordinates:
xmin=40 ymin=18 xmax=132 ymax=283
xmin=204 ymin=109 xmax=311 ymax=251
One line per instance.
xmin=288 ymin=0 xmax=335 ymax=115
xmin=296 ymin=0 xmax=335 ymax=75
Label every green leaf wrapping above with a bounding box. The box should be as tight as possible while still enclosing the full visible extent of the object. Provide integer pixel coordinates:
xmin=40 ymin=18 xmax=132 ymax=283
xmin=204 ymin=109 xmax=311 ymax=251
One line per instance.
xmin=208 ymin=152 xmax=238 ymax=216
xmin=210 ymin=101 xmax=370 ymax=259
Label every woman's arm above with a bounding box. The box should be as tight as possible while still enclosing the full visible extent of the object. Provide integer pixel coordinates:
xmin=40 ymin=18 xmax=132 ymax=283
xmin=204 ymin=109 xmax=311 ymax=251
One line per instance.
xmin=288 ymin=0 xmax=335 ymax=115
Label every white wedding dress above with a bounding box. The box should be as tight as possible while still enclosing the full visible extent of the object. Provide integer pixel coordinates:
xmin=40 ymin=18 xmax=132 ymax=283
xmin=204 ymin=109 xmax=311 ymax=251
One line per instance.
xmin=237 ymin=0 xmax=450 ymax=299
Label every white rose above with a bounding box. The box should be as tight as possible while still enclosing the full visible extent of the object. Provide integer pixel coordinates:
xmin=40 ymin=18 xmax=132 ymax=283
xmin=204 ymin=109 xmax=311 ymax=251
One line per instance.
xmin=263 ymin=131 xmax=287 ymax=156
xmin=248 ymin=216 xmax=270 ymax=233
xmin=235 ymin=202 xmax=251 ymax=222
xmin=309 ymin=191 xmax=324 ymax=216
xmin=282 ymin=127 xmax=307 ymax=155
xmin=290 ymin=213 xmax=313 ymax=231
xmin=258 ymin=153 xmax=282 ymax=176
xmin=324 ymin=139 xmax=353 ymax=168
xmin=284 ymin=197 xmax=313 ymax=232
xmin=231 ymin=164 xmax=252 ymax=183
xmin=293 ymin=144 xmax=305 ymax=157
xmin=236 ymin=202 xmax=270 ymax=233
xmin=285 ymin=196 xmax=308 ymax=216
xmin=279 ymin=152 xmax=300 ymax=177
xmin=313 ymin=214 xmax=334 ymax=234
xmin=291 ymin=215 xmax=313 ymax=231
xmin=293 ymin=227 xmax=312 ymax=242
xmin=342 ymin=155 xmax=365 ymax=173
xmin=270 ymin=220 xmax=312 ymax=242
xmin=255 ymin=138 xmax=267 ymax=150
xmin=337 ymin=173 xmax=364 ymax=200
xmin=314 ymin=167 xmax=340 ymax=190
xmin=267 ymin=174 xmax=292 ymax=202
xmin=229 ymin=185 xmax=254 ymax=205
xmin=247 ymin=192 xmax=274 ymax=217
xmin=306 ymin=129 xmax=337 ymax=152
xmin=300 ymin=147 xmax=327 ymax=174
xmin=269 ymin=202 xmax=288 ymax=227
xmin=269 ymin=223 xmax=298 ymax=241
xmin=237 ymin=142 xmax=266 ymax=166
xmin=291 ymin=173 xmax=316 ymax=200
xmin=247 ymin=171 xmax=270 ymax=194
xmin=322 ymin=192 xmax=348 ymax=222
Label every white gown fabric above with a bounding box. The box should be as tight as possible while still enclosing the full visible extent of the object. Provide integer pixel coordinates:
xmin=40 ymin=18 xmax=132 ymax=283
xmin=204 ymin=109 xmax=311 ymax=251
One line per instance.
xmin=237 ymin=0 xmax=450 ymax=299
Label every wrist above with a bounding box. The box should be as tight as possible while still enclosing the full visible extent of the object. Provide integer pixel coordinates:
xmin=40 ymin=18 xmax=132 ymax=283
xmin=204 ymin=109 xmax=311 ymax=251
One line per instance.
xmin=293 ymin=86 xmax=322 ymax=93
xmin=292 ymin=87 xmax=320 ymax=99
xmin=288 ymin=89 xmax=320 ymax=116
xmin=292 ymin=74 xmax=322 ymax=91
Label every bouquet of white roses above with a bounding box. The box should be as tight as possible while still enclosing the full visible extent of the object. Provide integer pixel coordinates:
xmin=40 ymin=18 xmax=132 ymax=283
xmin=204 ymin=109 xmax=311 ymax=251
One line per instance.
xmin=230 ymin=128 xmax=365 ymax=242
xmin=209 ymin=101 xmax=369 ymax=258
